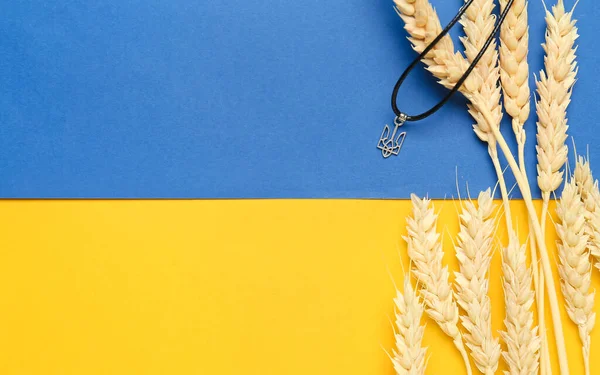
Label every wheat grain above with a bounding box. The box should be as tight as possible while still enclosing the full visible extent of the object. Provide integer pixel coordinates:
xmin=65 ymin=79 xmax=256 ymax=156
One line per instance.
xmin=454 ymin=189 xmax=501 ymax=375
xmin=404 ymin=194 xmax=472 ymax=375
xmin=556 ymin=179 xmax=595 ymax=375
xmin=536 ymin=0 xmax=578 ymax=198
xmin=391 ymin=278 xmax=427 ymax=375
xmin=574 ymin=156 xmax=600 ymax=269
xmin=393 ymin=0 xmax=481 ymax=94
xmin=500 ymin=232 xmax=540 ymax=375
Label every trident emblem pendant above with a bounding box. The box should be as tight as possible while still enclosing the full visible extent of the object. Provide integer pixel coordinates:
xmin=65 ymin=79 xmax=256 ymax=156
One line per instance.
xmin=377 ymin=114 xmax=407 ymax=158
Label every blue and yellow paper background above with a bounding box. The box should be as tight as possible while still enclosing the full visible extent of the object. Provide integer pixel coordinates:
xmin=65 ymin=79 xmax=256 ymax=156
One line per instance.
xmin=2 ymin=0 xmax=600 ymax=374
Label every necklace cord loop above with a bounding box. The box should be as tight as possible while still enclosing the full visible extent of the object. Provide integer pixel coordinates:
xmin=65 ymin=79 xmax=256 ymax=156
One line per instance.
xmin=394 ymin=113 xmax=407 ymax=126
xmin=391 ymin=0 xmax=516 ymax=122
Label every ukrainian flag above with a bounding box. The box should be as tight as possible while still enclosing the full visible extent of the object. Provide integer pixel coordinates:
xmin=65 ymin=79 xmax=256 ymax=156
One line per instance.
xmin=1 ymin=1 xmax=598 ymax=374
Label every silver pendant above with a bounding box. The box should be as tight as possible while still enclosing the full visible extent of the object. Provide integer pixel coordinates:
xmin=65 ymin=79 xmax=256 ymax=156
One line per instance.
xmin=377 ymin=114 xmax=406 ymax=158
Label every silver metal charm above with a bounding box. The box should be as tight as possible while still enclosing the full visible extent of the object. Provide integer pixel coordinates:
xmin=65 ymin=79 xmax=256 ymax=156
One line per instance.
xmin=377 ymin=114 xmax=407 ymax=158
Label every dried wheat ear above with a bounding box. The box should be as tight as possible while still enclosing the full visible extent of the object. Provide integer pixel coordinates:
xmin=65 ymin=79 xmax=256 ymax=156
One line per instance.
xmin=557 ymin=179 xmax=595 ymax=375
xmin=391 ymin=278 xmax=427 ymax=375
xmin=404 ymin=195 xmax=472 ymax=375
xmin=500 ymin=232 xmax=540 ymax=375
xmin=536 ymin=0 xmax=578 ymax=199
xmin=454 ymin=189 xmax=500 ymax=375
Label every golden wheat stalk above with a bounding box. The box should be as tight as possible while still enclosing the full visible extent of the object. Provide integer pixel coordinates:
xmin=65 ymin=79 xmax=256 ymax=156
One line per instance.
xmin=454 ymin=190 xmax=501 ymax=375
xmin=404 ymin=194 xmax=473 ymax=375
xmin=535 ymin=3 xmax=579 ymax=371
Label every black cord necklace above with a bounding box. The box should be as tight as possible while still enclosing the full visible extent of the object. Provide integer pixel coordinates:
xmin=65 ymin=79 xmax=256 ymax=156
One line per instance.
xmin=377 ymin=0 xmax=516 ymax=158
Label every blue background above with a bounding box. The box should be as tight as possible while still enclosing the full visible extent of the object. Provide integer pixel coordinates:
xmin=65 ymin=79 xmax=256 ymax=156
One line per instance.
xmin=1 ymin=0 xmax=598 ymax=198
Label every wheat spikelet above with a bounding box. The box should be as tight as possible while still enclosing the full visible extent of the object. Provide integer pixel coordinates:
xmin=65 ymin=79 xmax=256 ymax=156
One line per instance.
xmin=574 ymin=156 xmax=600 ymax=269
xmin=556 ymin=180 xmax=595 ymax=375
xmin=454 ymin=189 xmax=501 ymax=375
xmin=404 ymin=195 xmax=472 ymax=375
xmin=499 ymin=0 xmax=530 ymax=154
xmin=393 ymin=0 xmax=481 ymax=94
xmin=536 ymin=0 xmax=578 ymax=197
xmin=500 ymin=232 xmax=540 ymax=375
xmin=391 ymin=278 xmax=427 ymax=375
xmin=575 ymin=156 xmax=596 ymax=208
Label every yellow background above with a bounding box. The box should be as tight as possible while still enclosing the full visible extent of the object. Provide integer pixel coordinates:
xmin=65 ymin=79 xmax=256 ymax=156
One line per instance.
xmin=0 ymin=200 xmax=596 ymax=374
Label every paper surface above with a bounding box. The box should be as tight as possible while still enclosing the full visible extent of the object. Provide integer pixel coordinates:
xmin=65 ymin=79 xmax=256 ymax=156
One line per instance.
xmin=1 ymin=0 xmax=597 ymax=198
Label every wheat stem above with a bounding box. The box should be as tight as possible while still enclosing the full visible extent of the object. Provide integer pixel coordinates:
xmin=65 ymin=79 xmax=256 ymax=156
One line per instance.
xmin=543 ymin=337 xmax=552 ymax=375
xmin=517 ymin=121 xmax=528 ymax=176
xmin=539 ymin=196 xmax=550 ymax=375
xmin=490 ymin=145 xmax=514 ymax=231
xmin=529 ymin=218 xmax=551 ymax=375
xmin=529 ymin=227 xmax=551 ymax=375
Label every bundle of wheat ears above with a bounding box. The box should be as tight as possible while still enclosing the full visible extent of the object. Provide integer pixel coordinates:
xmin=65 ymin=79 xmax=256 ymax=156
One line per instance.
xmin=390 ymin=0 xmax=594 ymax=374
